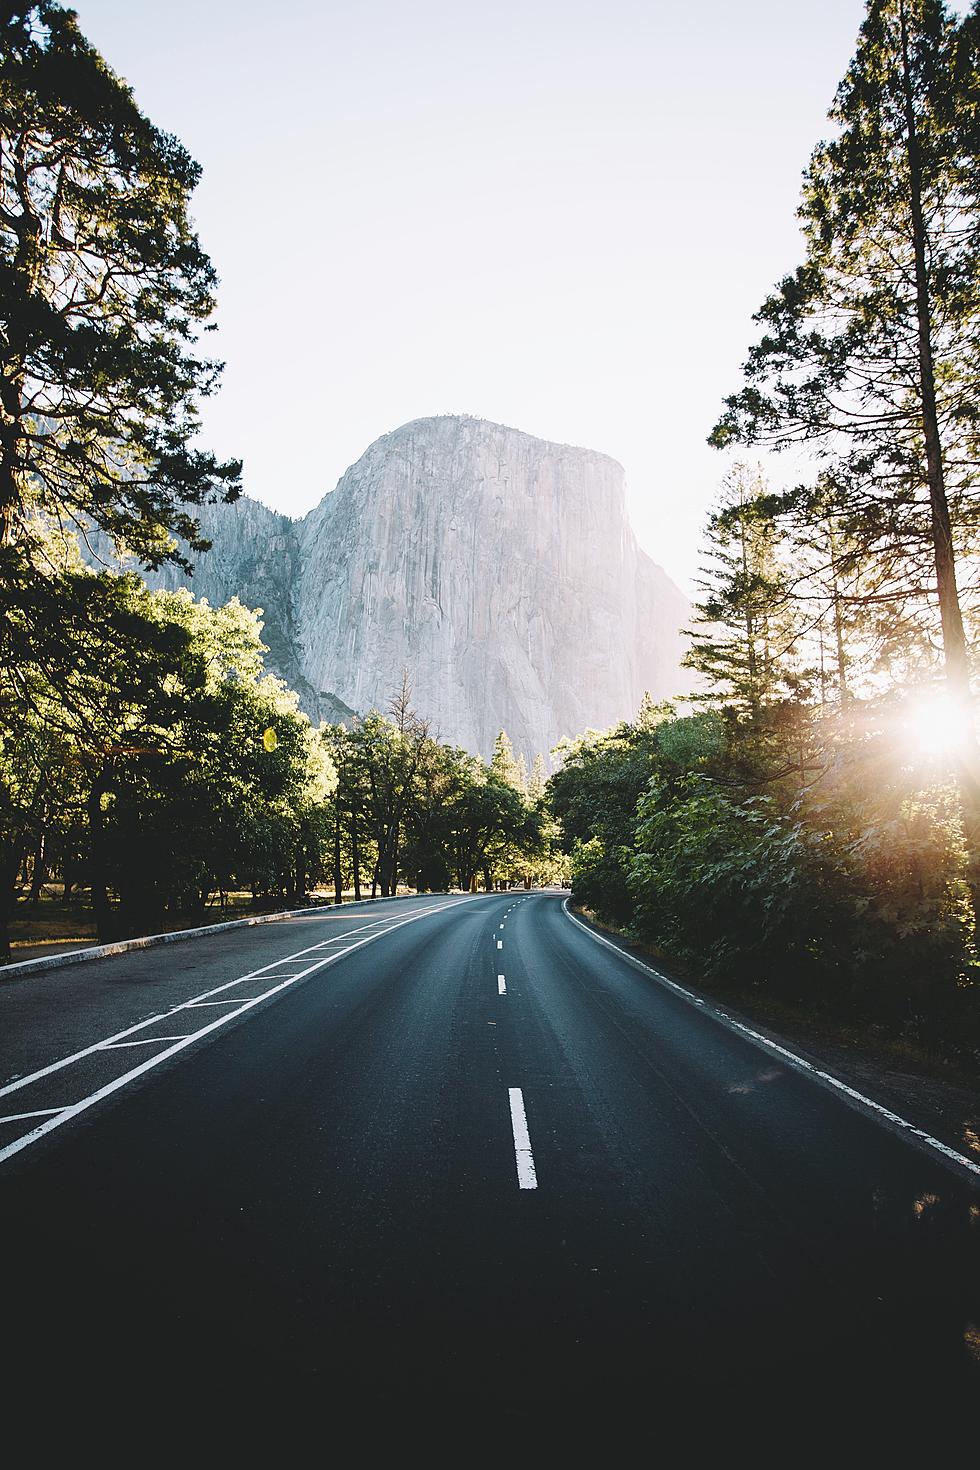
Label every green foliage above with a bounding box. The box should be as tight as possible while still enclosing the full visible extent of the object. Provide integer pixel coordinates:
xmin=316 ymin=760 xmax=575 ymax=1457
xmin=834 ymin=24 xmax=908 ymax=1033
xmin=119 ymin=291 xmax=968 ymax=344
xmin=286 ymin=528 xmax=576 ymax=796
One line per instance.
xmin=0 ymin=3 xmax=241 ymax=568
xmin=547 ymin=710 xmax=668 ymax=925
xmin=0 ymin=566 xmax=339 ymax=950
xmin=318 ymin=702 xmax=547 ymax=901
xmin=684 ymin=465 xmax=803 ymax=720
xmin=653 ymin=712 xmax=727 ymax=773
xmin=628 ymin=777 xmax=853 ymax=994
xmin=546 ymin=678 xmax=975 ymax=1056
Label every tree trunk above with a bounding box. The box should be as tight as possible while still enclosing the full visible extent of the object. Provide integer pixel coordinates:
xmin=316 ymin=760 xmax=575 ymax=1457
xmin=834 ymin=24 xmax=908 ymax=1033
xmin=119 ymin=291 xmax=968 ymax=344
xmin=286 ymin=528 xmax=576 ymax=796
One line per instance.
xmin=739 ymin=513 xmax=761 ymax=720
xmin=333 ymin=805 xmax=343 ymax=905
xmin=87 ymin=767 xmax=113 ymax=943
xmin=350 ymin=808 xmax=361 ymax=901
xmin=900 ymin=3 xmax=980 ymax=927
xmin=27 ymin=829 xmax=45 ymax=906
xmin=0 ymin=839 xmax=22 ymax=967
xmin=826 ymin=521 xmax=850 ymax=705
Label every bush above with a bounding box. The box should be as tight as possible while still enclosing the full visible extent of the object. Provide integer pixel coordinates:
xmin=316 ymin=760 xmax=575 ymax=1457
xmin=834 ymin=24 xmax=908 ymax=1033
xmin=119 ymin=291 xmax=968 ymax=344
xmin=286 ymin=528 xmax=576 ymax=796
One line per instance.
xmin=627 ymin=776 xmax=855 ymax=998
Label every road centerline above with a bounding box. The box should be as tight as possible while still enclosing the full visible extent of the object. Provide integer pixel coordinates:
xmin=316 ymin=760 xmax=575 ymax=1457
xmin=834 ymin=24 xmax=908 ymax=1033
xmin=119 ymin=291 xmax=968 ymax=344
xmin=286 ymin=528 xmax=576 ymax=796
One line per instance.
xmin=508 ymin=1087 xmax=537 ymax=1189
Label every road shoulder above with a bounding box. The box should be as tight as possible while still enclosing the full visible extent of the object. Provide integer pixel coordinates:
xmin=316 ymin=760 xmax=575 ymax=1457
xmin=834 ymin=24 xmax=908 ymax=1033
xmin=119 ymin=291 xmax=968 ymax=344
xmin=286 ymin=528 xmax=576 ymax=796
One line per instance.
xmin=564 ymin=901 xmax=980 ymax=1176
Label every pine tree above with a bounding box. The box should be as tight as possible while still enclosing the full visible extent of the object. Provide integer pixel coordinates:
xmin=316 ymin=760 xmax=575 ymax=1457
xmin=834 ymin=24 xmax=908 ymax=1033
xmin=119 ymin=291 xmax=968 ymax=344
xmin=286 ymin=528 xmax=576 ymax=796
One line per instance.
xmin=490 ymin=730 xmax=525 ymax=791
xmin=0 ymin=4 xmax=240 ymax=656
xmin=684 ymin=466 xmax=797 ymax=720
xmin=710 ymin=0 xmax=980 ymax=915
xmin=528 ymin=754 xmax=547 ymax=802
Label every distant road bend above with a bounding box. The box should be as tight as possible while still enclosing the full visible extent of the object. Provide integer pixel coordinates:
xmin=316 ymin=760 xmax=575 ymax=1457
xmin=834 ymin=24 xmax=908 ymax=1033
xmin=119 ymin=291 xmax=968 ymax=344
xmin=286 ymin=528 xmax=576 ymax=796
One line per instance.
xmin=2 ymin=890 xmax=979 ymax=1429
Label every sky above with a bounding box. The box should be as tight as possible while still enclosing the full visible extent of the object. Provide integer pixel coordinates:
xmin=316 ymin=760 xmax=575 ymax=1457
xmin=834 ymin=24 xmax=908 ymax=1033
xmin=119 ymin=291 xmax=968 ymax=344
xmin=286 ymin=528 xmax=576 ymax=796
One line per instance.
xmin=73 ymin=0 xmax=871 ymax=594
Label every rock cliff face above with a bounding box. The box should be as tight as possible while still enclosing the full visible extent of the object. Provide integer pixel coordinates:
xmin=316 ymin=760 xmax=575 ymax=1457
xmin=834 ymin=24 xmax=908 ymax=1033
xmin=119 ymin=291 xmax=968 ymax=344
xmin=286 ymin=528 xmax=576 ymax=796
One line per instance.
xmin=93 ymin=416 xmax=690 ymax=760
xmin=297 ymin=416 xmax=689 ymax=759
xmin=126 ymin=496 xmax=310 ymax=698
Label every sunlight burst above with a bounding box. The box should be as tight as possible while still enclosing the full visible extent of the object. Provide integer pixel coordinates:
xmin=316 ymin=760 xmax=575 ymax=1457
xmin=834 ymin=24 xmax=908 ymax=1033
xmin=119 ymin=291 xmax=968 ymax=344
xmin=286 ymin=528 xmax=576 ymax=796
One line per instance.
xmin=899 ymin=691 xmax=975 ymax=761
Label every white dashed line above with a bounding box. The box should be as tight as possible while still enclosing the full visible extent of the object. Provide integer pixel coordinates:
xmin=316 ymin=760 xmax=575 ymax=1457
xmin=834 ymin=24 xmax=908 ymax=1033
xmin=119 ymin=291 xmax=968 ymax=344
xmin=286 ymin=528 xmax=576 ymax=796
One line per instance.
xmin=497 ymin=939 xmax=503 ymax=949
xmin=498 ymin=975 xmax=506 ymax=995
xmin=508 ymin=1087 xmax=537 ymax=1189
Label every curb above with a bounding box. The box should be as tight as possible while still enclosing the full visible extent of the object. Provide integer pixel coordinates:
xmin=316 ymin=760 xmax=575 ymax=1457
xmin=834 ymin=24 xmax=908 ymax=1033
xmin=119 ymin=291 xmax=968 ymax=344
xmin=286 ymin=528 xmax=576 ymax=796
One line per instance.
xmin=1 ymin=891 xmax=444 ymax=981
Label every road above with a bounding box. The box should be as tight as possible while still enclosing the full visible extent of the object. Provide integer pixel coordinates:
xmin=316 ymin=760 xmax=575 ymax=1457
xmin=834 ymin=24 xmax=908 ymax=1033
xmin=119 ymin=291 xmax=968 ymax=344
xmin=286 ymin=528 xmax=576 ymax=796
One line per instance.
xmin=2 ymin=891 xmax=979 ymax=1440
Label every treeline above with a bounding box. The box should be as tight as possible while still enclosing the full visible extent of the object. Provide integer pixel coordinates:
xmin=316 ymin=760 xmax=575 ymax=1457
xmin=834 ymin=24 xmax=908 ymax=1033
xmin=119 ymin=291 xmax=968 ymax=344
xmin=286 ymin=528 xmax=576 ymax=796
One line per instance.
xmin=552 ymin=0 xmax=980 ymax=1067
xmin=550 ymin=694 xmax=976 ymax=1061
xmin=1 ymin=553 xmax=559 ymax=962
xmin=325 ymin=717 xmax=559 ymax=900
xmin=2 ymin=558 xmax=337 ymax=960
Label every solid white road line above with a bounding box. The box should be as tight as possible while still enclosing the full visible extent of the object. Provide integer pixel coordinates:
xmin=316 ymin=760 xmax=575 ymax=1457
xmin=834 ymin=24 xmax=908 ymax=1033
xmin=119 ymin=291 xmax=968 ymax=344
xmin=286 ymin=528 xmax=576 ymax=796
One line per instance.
xmin=498 ymin=975 xmax=506 ymax=995
xmin=508 ymin=1087 xmax=537 ymax=1189
xmin=561 ymin=899 xmax=980 ymax=1182
xmin=0 ymin=1107 xmax=67 ymax=1123
xmin=101 ymin=1037 xmax=190 ymax=1047
xmin=186 ymin=999 xmax=252 ymax=1006
xmin=0 ymin=896 xmax=477 ymax=1165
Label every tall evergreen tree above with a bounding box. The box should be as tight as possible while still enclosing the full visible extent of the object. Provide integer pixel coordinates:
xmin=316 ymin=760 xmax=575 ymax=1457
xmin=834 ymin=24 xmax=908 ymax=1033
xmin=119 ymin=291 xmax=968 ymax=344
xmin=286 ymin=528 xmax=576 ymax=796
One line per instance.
xmin=0 ymin=3 xmax=240 ymax=641
xmin=490 ymin=730 xmax=525 ymax=791
xmin=684 ymin=466 xmax=796 ymax=720
xmin=710 ymin=0 xmax=980 ymax=912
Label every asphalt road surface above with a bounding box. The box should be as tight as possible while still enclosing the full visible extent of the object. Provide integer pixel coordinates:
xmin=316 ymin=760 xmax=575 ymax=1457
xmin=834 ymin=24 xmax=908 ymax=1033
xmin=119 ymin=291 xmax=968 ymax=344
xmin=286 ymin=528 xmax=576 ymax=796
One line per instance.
xmin=3 ymin=891 xmax=979 ymax=1443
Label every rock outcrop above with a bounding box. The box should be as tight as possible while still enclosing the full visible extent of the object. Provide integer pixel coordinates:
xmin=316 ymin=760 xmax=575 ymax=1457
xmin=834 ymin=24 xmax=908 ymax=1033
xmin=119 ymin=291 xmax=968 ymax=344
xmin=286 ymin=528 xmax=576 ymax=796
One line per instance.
xmin=297 ymin=416 xmax=689 ymax=759
xmin=90 ymin=416 xmax=691 ymax=761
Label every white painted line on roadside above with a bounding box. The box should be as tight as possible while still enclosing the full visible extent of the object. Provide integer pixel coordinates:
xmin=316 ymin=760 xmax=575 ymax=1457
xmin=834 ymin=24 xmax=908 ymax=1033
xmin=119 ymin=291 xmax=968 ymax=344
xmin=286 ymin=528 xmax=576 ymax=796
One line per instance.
xmin=0 ymin=896 xmax=479 ymax=1165
xmin=0 ymin=898 xmax=472 ymax=1107
xmin=498 ymin=975 xmax=506 ymax=995
xmin=186 ymin=999 xmax=251 ymax=1006
xmin=0 ymin=1107 xmax=67 ymax=1124
xmin=101 ymin=1037 xmax=190 ymax=1047
xmin=561 ymin=899 xmax=980 ymax=1183
xmin=508 ymin=1088 xmax=537 ymax=1189
xmin=0 ymin=894 xmax=436 ymax=981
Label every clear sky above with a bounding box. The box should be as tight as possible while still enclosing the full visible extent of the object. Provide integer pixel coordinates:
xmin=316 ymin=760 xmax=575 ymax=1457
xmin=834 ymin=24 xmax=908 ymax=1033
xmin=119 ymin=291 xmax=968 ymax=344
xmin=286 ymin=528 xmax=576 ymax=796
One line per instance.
xmin=73 ymin=0 xmax=870 ymax=593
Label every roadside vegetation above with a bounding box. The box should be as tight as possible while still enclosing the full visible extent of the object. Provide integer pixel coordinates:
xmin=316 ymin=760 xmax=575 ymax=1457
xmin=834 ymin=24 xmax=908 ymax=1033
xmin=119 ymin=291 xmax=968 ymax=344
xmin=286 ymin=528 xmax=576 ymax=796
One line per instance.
xmin=551 ymin=0 xmax=980 ymax=1078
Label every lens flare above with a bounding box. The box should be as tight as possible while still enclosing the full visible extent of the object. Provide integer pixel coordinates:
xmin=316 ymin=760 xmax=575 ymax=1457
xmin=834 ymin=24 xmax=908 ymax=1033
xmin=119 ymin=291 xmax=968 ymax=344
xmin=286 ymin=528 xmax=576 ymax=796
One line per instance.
xmin=899 ymin=691 xmax=975 ymax=761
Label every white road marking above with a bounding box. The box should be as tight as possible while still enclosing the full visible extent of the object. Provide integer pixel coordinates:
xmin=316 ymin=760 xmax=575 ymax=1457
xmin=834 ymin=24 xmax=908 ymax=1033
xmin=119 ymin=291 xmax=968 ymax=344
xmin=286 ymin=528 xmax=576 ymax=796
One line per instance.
xmin=101 ymin=1037 xmax=190 ymax=1047
xmin=497 ymin=939 xmax=503 ymax=949
xmin=508 ymin=1088 xmax=537 ymax=1189
xmin=561 ymin=899 xmax=980 ymax=1182
xmin=0 ymin=1107 xmax=66 ymax=1123
xmin=0 ymin=896 xmax=477 ymax=1165
xmin=186 ymin=999 xmax=252 ymax=1006
xmin=0 ymin=898 xmax=465 ymax=1106
xmin=498 ymin=975 xmax=506 ymax=995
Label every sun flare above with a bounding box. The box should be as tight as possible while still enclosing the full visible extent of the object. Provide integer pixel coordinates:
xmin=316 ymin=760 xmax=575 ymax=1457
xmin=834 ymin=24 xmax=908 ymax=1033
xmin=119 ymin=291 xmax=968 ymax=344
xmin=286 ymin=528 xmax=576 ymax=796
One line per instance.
xmin=900 ymin=692 xmax=976 ymax=761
